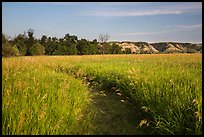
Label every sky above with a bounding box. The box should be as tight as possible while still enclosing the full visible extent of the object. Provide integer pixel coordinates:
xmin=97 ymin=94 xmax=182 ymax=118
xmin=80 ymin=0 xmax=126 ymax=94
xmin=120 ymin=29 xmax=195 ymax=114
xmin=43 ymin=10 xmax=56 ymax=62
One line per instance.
xmin=2 ymin=2 xmax=202 ymax=43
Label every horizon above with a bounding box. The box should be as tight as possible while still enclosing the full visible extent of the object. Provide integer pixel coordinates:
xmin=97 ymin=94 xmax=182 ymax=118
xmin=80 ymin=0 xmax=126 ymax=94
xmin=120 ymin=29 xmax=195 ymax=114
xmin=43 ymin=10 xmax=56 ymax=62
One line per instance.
xmin=2 ymin=2 xmax=202 ymax=43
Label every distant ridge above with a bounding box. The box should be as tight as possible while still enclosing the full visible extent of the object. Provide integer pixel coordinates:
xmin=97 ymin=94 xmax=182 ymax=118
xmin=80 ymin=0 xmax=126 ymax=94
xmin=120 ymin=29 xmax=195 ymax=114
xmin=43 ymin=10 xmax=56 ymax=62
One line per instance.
xmin=109 ymin=41 xmax=202 ymax=53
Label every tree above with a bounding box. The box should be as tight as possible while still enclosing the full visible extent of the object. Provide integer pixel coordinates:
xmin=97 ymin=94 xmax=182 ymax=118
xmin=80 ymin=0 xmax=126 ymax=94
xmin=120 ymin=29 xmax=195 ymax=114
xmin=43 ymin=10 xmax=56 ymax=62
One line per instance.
xmin=98 ymin=33 xmax=110 ymax=44
xmin=53 ymin=35 xmax=78 ymax=55
xmin=25 ymin=29 xmax=38 ymax=55
xmin=124 ymin=48 xmax=132 ymax=54
xmin=63 ymin=33 xmax=78 ymax=55
xmin=88 ymin=43 xmax=98 ymax=54
xmin=90 ymin=39 xmax=99 ymax=54
xmin=64 ymin=33 xmax=78 ymax=43
xmin=2 ymin=34 xmax=7 ymax=44
xmin=77 ymin=39 xmax=99 ymax=55
xmin=66 ymin=42 xmax=78 ymax=55
xmin=30 ymin=43 xmax=45 ymax=55
xmin=2 ymin=33 xmax=20 ymax=57
xmin=40 ymin=35 xmax=47 ymax=46
xmin=14 ymin=34 xmax=27 ymax=55
xmin=99 ymin=43 xmax=112 ymax=54
xmin=13 ymin=45 xmax=20 ymax=56
xmin=98 ymin=34 xmax=110 ymax=54
xmin=110 ymin=43 xmax=122 ymax=54
xmin=77 ymin=39 xmax=89 ymax=55
xmin=186 ymin=48 xmax=197 ymax=53
xmin=52 ymin=37 xmax=58 ymax=42
xmin=52 ymin=44 xmax=67 ymax=55
xmin=27 ymin=29 xmax=35 ymax=45
xmin=92 ymin=39 xmax=97 ymax=44
xmin=2 ymin=43 xmax=19 ymax=57
xmin=44 ymin=39 xmax=58 ymax=55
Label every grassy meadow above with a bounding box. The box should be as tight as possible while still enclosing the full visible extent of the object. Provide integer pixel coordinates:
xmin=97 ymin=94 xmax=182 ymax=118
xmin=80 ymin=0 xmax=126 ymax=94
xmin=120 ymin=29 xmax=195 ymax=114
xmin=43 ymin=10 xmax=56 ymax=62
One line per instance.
xmin=2 ymin=54 xmax=202 ymax=135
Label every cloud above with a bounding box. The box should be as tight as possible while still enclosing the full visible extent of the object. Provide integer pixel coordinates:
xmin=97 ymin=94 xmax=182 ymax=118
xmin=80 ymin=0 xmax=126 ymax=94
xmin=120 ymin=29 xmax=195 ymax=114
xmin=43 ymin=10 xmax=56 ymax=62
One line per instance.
xmin=159 ymin=2 xmax=202 ymax=15
xmin=33 ymin=2 xmax=146 ymax=6
xmin=114 ymin=24 xmax=202 ymax=36
xmin=162 ymin=2 xmax=202 ymax=10
xmin=178 ymin=24 xmax=202 ymax=29
xmin=83 ymin=2 xmax=201 ymax=17
xmin=32 ymin=2 xmax=77 ymax=5
xmin=116 ymin=31 xmax=167 ymax=36
xmin=85 ymin=9 xmax=183 ymax=17
xmin=163 ymin=24 xmax=202 ymax=31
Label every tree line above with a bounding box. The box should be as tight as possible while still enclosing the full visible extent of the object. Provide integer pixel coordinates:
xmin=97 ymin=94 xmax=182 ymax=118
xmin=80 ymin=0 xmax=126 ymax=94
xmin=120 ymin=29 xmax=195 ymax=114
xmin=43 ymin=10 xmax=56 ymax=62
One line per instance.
xmin=2 ymin=29 xmax=126 ymax=57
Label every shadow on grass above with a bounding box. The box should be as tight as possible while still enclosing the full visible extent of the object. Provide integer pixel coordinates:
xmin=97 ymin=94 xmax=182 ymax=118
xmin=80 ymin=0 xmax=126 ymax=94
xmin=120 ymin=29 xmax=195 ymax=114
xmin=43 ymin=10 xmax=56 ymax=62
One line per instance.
xmin=78 ymin=88 xmax=154 ymax=135
xmin=53 ymin=68 xmax=156 ymax=135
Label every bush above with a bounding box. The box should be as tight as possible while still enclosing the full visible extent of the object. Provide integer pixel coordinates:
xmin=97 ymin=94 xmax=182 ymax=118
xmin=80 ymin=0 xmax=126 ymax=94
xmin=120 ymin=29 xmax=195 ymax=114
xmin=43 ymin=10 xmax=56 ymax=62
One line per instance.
xmin=124 ymin=48 xmax=132 ymax=54
xmin=2 ymin=43 xmax=20 ymax=57
xmin=30 ymin=43 xmax=45 ymax=55
xmin=187 ymin=48 xmax=197 ymax=53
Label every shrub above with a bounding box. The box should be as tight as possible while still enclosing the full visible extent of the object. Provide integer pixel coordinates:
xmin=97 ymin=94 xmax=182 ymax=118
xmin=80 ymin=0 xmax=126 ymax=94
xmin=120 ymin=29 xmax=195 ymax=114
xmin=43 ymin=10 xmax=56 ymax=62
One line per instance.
xmin=2 ymin=43 xmax=20 ymax=57
xmin=30 ymin=43 xmax=45 ymax=55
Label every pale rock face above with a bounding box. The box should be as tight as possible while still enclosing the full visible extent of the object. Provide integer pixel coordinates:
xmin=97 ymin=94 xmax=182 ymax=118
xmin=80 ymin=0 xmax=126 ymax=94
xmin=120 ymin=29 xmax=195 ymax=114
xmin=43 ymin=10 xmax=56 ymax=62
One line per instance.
xmin=112 ymin=41 xmax=202 ymax=53
xmin=166 ymin=44 xmax=182 ymax=52
xmin=117 ymin=42 xmax=159 ymax=53
xmin=148 ymin=44 xmax=159 ymax=53
xmin=139 ymin=44 xmax=159 ymax=53
xmin=174 ymin=44 xmax=184 ymax=50
xmin=140 ymin=45 xmax=149 ymax=53
xmin=118 ymin=42 xmax=139 ymax=53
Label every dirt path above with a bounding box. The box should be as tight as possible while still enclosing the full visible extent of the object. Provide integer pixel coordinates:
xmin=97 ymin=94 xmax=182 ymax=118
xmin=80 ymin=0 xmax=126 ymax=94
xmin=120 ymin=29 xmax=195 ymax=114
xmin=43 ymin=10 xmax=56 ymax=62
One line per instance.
xmin=83 ymin=89 xmax=146 ymax=135
xmin=52 ymin=68 xmax=151 ymax=134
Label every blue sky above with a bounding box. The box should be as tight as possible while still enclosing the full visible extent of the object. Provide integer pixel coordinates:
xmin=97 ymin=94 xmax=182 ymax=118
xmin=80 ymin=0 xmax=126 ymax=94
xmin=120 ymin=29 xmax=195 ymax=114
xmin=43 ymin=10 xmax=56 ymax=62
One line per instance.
xmin=2 ymin=2 xmax=202 ymax=43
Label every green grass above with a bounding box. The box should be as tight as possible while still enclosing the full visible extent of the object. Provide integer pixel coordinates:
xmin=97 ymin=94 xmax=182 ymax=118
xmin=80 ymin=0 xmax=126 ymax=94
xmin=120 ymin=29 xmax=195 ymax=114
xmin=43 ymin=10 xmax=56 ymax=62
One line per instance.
xmin=2 ymin=57 xmax=91 ymax=134
xmin=2 ymin=54 xmax=202 ymax=135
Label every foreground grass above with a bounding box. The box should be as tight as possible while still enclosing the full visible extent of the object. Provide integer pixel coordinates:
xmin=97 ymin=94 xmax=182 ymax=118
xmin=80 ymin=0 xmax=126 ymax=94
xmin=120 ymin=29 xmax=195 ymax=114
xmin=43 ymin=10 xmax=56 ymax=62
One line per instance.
xmin=2 ymin=57 xmax=92 ymax=134
xmin=2 ymin=54 xmax=202 ymax=135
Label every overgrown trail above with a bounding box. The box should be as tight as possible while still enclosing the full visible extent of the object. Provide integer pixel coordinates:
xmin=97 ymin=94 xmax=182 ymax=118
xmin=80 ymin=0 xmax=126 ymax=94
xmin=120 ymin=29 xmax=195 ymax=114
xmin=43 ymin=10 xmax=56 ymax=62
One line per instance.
xmin=81 ymin=88 xmax=145 ymax=135
xmin=46 ymin=64 xmax=147 ymax=135
xmin=2 ymin=55 xmax=202 ymax=135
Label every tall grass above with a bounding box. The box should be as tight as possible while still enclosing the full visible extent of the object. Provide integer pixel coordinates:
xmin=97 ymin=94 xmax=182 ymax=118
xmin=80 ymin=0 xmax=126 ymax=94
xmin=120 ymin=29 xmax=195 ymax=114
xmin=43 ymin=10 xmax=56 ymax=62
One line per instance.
xmin=49 ymin=54 xmax=202 ymax=135
xmin=2 ymin=54 xmax=202 ymax=135
xmin=2 ymin=57 xmax=92 ymax=135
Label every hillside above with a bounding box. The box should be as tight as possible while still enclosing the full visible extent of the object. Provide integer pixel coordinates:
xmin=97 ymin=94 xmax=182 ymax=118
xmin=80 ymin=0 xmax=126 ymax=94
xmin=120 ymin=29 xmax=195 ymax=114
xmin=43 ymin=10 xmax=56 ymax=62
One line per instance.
xmin=110 ymin=41 xmax=202 ymax=54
